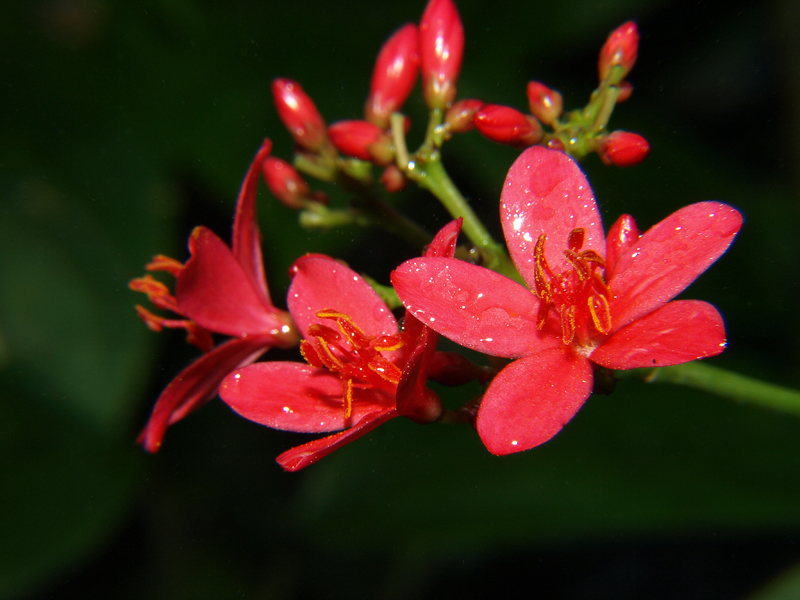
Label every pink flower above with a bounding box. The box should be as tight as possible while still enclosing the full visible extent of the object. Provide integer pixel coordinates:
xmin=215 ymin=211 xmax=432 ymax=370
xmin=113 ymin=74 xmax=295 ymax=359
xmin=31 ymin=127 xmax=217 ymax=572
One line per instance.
xmin=392 ymin=146 xmax=742 ymax=455
xmin=219 ymin=220 xmax=463 ymax=471
xmin=130 ymin=140 xmax=300 ymax=452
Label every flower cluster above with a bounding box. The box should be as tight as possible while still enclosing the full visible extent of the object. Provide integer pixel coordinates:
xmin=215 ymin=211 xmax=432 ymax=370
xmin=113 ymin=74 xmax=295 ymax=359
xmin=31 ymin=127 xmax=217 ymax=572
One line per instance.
xmin=132 ymin=0 xmax=741 ymax=470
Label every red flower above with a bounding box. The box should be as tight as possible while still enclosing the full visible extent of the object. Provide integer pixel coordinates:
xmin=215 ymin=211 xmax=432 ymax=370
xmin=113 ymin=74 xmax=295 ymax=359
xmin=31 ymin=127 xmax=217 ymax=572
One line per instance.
xmin=130 ymin=140 xmax=300 ymax=452
xmin=219 ymin=220 xmax=463 ymax=471
xmin=392 ymin=146 xmax=742 ymax=455
xmin=365 ymin=23 xmax=421 ymax=129
xmin=419 ymin=0 xmax=464 ymax=109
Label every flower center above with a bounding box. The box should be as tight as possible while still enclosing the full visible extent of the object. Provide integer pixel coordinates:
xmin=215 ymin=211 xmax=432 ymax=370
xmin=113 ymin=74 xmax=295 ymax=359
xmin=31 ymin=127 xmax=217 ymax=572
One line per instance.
xmin=532 ymin=228 xmax=612 ymax=346
xmin=299 ymin=309 xmax=406 ymax=419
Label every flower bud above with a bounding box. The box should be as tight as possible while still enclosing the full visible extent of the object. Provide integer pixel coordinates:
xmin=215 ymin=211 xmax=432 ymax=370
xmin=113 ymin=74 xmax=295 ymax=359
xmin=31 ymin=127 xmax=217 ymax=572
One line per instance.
xmin=419 ymin=0 xmax=464 ymax=109
xmin=526 ymin=81 xmax=563 ymax=126
xmin=380 ymin=164 xmax=408 ymax=192
xmin=598 ymin=21 xmax=639 ymax=82
xmin=328 ymin=120 xmax=394 ymax=165
xmin=444 ymin=98 xmax=483 ymax=133
xmin=599 ymin=130 xmax=650 ymax=167
xmin=616 ymin=81 xmax=633 ymax=103
xmin=272 ymin=78 xmax=327 ymax=152
xmin=365 ymin=24 xmax=421 ymax=129
xmin=605 ymin=213 xmax=640 ymax=275
xmin=473 ymin=104 xmax=543 ymax=148
xmin=262 ymin=157 xmax=313 ymax=210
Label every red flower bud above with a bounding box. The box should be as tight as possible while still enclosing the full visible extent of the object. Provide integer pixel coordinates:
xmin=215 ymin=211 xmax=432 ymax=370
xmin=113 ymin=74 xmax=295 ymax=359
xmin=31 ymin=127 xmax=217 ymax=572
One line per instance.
xmin=272 ymin=78 xmax=327 ymax=152
xmin=599 ymin=130 xmax=650 ymax=167
xmin=328 ymin=120 xmax=394 ymax=165
xmin=444 ymin=98 xmax=483 ymax=133
xmin=598 ymin=21 xmax=639 ymax=82
xmin=526 ymin=81 xmax=563 ymax=126
xmin=419 ymin=0 xmax=464 ymax=109
xmin=262 ymin=157 xmax=312 ymax=210
xmin=365 ymin=24 xmax=420 ymax=129
xmin=473 ymin=104 xmax=543 ymax=148
xmin=380 ymin=164 xmax=408 ymax=192
xmin=616 ymin=81 xmax=633 ymax=103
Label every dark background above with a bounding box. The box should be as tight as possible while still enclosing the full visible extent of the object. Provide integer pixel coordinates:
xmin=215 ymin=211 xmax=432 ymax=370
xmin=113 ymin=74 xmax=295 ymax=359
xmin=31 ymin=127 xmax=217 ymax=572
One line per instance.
xmin=2 ymin=0 xmax=799 ymax=598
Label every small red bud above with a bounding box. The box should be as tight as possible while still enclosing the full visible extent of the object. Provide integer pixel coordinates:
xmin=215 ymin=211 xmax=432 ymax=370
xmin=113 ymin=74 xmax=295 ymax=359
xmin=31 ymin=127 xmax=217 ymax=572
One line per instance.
xmin=598 ymin=21 xmax=639 ymax=82
xmin=444 ymin=98 xmax=483 ymax=133
xmin=546 ymin=138 xmax=565 ymax=151
xmin=262 ymin=157 xmax=312 ymax=210
xmin=272 ymin=78 xmax=327 ymax=152
xmin=365 ymin=24 xmax=420 ymax=129
xmin=380 ymin=164 xmax=408 ymax=192
xmin=526 ymin=81 xmax=563 ymax=126
xmin=616 ymin=81 xmax=634 ymax=103
xmin=599 ymin=130 xmax=650 ymax=167
xmin=605 ymin=213 xmax=640 ymax=275
xmin=419 ymin=0 xmax=464 ymax=109
xmin=473 ymin=104 xmax=543 ymax=148
xmin=328 ymin=120 xmax=394 ymax=165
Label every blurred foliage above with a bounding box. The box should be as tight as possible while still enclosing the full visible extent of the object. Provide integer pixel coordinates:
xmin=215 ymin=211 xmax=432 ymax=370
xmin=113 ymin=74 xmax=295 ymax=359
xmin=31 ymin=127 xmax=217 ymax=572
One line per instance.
xmin=0 ymin=0 xmax=798 ymax=598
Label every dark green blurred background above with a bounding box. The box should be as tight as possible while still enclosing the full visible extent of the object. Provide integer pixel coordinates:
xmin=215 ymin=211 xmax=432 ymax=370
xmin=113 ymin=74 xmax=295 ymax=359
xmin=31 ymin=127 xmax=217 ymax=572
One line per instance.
xmin=2 ymin=0 xmax=799 ymax=598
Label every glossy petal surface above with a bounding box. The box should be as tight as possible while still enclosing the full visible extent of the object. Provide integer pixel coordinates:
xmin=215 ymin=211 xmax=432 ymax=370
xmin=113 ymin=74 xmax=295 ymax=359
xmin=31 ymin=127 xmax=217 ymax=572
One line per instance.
xmin=476 ymin=346 xmax=593 ymax=455
xmin=393 ymin=257 xmax=554 ymax=358
xmin=288 ymin=255 xmax=398 ymax=339
xmin=501 ymin=146 xmax=605 ymax=283
xmin=609 ymin=201 xmax=742 ymax=330
xmin=220 ymin=362 xmax=394 ymax=433
xmin=277 ymin=409 xmax=398 ymax=472
xmin=176 ymin=227 xmax=281 ymax=336
xmin=138 ymin=334 xmax=274 ymax=452
xmin=591 ymin=300 xmax=726 ymax=370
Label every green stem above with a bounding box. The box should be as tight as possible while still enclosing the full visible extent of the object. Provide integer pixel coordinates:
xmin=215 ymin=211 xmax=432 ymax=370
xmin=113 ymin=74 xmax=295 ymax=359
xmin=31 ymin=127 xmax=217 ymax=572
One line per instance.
xmin=619 ymin=362 xmax=800 ymax=418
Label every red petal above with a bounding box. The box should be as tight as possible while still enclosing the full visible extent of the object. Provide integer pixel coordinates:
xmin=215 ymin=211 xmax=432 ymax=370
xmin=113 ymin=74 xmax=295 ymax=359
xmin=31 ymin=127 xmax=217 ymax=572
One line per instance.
xmin=232 ymin=139 xmax=272 ymax=306
xmin=591 ymin=300 xmax=726 ymax=370
xmin=288 ymin=254 xmax=398 ymax=339
xmin=426 ymin=218 xmax=462 ymax=258
xmin=476 ymin=347 xmax=593 ymax=455
xmin=137 ymin=335 xmax=274 ymax=452
xmin=500 ymin=147 xmax=605 ymax=287
xmin=395 ymin=326 xmax=442 ymax=423
xmin=276 ymin=409 xmax=398 ymax=472
xmin=392 ymin=257 xmax=556 ymax=358
xmin=219 ymin=362 xmax=394 ymax=433
xmin=609 ymin=201 xmax=742 ymax=330
xmin=176 ymin=227 xmax=283 ymax=336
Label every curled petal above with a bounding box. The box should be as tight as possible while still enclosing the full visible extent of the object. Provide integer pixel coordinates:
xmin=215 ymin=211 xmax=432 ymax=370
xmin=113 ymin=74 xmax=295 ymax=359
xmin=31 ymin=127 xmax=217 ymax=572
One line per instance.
xmin=219 ymin=362 xmax=394 ymax=433
xmin=591 ymin=300 xmax=726 ymax=370
xmin=392 ymin=257 xmax=555 ymax=358
xmin=138 ymin=335 xmax=274 ymax=452
xmin=288 ymin=254 xmax=398 ymax=340
xmin=476 ymin=347 xmax=593 ymax=455
xmin=500 ymin=147 xmax=605 ymax=286
xmin=276 ymin=409 xmax=398 ymax=472
xmin=232 ymin=139 xmax=272 ymax=305
xmin=609 ymin=201 xmax=742 ymax=330
xmin=176 ymin=227 xmax=283 ymax=336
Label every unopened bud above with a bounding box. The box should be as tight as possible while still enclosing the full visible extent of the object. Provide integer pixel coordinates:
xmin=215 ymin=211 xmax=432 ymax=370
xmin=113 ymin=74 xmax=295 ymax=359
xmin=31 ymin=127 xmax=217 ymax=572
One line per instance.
xmin=598 ymin=21 xmax=639 ymax=82
xmin=262 ymin=157 xmax=313 ymax=210
xmin=328 ymin=120 xmax=394 ymax=165
xmin=380 ymin=164 xmax=408 ymax=192
xmin=272 ymin=78 xmax=327 ymax=152
xmin=526 ymin=81 xmax=563 ymax=125
xmin=444 ymin=98 xmax=483 ymax=133
xmin=473 ymin=104 xmax=543 ymax=148
xmin=365 ymin=24 xmax=420 ymax=129
xmin=419 ymin=0 xmax=464 ymax=109
xmin=616 ymin=81 xmax=633 ymax=103
xmin=599 ymin=130 xmax=650 ymax=167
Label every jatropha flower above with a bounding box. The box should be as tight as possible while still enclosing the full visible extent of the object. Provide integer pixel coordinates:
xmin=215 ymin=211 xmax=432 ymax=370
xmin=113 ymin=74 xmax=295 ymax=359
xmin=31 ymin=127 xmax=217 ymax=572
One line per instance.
xmin=219 ymin=220 xmax=463 ymax=471
xmin=392 ymin=146 xmax=742 ymax=455
xmin=130 ymin=140 xmax=300 ymax=452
